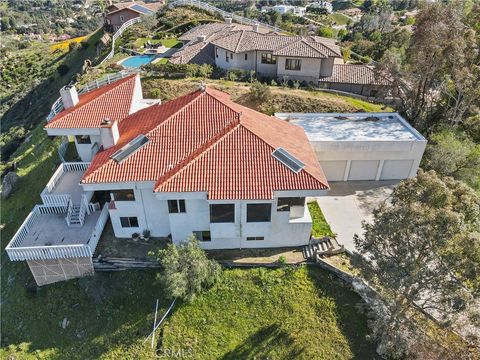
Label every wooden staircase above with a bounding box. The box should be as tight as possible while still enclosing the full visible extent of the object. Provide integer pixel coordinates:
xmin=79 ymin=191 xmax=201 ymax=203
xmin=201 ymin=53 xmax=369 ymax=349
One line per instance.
xmin=303 ymin=236 xmax=344 ymax=260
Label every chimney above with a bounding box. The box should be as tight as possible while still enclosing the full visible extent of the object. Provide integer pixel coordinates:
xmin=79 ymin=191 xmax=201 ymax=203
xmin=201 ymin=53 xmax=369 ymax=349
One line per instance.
xmin=253 ymin=24 xmax=259 ymax=33
xmin=197 ymin=35 xmax=206 ymax=42
xmin=99 ymin=118 xmax=119 ymax=150
xmin=60 ymin=85 xmax=79 ymax=109
xmin=225 ymin=17 xmax=232 ymax=24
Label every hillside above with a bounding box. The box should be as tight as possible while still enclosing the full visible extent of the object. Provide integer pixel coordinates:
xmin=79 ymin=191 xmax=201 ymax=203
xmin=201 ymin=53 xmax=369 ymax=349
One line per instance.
xmin=0 ymin=29 xmax=104 ymax=164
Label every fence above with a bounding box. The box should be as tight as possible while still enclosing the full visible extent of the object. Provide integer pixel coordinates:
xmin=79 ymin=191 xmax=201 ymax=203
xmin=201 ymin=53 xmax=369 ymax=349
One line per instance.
xmin=88 ymin=203 xmax=110 ymax=255
xmin=169 ymin=0 xmax=281 ymax=32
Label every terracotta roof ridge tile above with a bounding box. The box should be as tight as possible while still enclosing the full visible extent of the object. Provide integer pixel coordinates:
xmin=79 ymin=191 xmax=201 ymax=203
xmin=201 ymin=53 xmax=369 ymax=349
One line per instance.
xmin=234 ymin=30 xmax=246 ymax=53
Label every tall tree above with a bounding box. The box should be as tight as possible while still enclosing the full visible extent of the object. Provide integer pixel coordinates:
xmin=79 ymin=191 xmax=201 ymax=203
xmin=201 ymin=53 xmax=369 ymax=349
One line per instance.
xmin=354 ymin=170 xmax=480 ymax=355
xmin=380 ymin=1 xmax=480 ymax=131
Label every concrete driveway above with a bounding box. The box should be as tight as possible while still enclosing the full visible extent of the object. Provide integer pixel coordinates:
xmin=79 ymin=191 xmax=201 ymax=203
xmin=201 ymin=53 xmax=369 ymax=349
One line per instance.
xmin=316 ymin=181 xmax=398 ymax=253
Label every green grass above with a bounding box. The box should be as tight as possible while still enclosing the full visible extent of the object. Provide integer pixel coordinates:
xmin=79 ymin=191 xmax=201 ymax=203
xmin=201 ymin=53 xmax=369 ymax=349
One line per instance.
xmin=133 ymin=37 xmax=182 ymax=49
xmin=342 ymin=95 xmax=392 ymax=112
xmin=308 ymin=202 xmax=335 ymax=238
xmin=330 ymin=13 xmax=352 ymax=25
xmin=155 ymin=58 xmax=169 ymax=65
xmin=162 ymin=266 xmax=376 ymax=359
xmin=160 ymin=38 xmax=182 ymax=48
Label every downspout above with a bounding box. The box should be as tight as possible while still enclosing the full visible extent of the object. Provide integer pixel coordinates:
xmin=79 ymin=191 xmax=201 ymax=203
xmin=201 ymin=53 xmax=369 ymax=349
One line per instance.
xmin=137 ymin=185 xmax=150 ymax=232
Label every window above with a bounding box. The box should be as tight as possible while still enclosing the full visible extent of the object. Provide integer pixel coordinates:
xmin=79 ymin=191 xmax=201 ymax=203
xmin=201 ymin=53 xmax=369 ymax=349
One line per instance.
xmin=120 ymin=15 xmax=125 ymax=22
xmin=244 ymin=53 xmax=248 ymax=61
xmin=193 ymin=231 xmax=211 ymax=242
xmin=261 ymin=53 xmax=276 ymax=64
xmin=112 ymin=189 xmax=135 ymax=201
xmin=285 ymin=59 xmax=302 ymax=71
xmin=277 ymin=197 xmax=305 ymax=211
xmin=168 ymin=200 xmax=186 ymax=213
xmin=247 ymin=204 xmax=272 ymax=222
xmin=210 ymin=204 xmax=235 ymax=223
xmin=215 ymin=47 xmax=218 ymax=58
xmin=120 ymin=217 xmax=138 ymax=228
xmin=225 ymin=51 xmax=229 ymax=62
xmin=247 ymin=236 xmax=264 ymax=241
xmin=76 ymin=135 xmax=91 ymax=144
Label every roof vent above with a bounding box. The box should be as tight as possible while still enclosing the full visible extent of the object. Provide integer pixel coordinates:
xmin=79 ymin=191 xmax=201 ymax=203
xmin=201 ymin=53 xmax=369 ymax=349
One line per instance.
xmin=364 ymin=116 xmax=380 ymax=122
xmin=101 ymin=118 xmax=112 ymax=126
xmin=197 ymin=34 xmax=207 ymax=42
xmin=225 ymin=17 xmax=232 ymax=24
xmin=272 ymin=148 xmax=305 ymax=173
xmin=334 ymin=116 xmax=349 ymax=120
xmin=111 ymin=134 xmax=149 ymax=163
xmin=198 ymin=81 xmax=206 ymax=92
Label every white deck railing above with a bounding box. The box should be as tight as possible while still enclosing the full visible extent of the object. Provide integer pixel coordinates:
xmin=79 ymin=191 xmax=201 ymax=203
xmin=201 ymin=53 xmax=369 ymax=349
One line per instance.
xmin=6 ymin=203 xmax=110 ymax=262
xmin=169 ymin=0 xmax=281 ymax=32
xmin=41 ymin=162 xmax=90 ymax=208
xmin=100 ymin=16 xmax=143 ymax=65
xmin=88 ymin=203 xmax=109 ymax=255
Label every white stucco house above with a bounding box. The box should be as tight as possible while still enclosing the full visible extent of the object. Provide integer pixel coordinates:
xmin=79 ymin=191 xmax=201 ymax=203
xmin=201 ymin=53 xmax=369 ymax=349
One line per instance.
xmin=6 ymin=73 xmax=425 ymax=286
xmin=170 ymin=21 xmax=391 ymax=97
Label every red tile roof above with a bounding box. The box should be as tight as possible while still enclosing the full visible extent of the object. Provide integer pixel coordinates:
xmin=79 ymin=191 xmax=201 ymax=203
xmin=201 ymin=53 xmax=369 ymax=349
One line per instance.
xmin=45 ymin=75 xmax=137 ymax=129
xmin=318 ymin=64 xmax=392 ymax=85
xmin=82 ymin=87 xmax=328 ymax=200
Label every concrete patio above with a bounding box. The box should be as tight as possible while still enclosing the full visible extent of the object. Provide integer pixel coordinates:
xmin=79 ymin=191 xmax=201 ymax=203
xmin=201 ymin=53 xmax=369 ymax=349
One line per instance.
xmin=317 ymin=181 xmax=398 ymax=252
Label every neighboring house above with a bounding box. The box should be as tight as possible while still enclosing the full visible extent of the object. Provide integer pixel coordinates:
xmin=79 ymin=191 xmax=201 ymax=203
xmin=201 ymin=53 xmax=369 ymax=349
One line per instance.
xmin=171 ymin=20 xmax=391 ymax=97
xmin=307 ymin=2 xmax=333 ymax=14
xmin=104 ymin=1 xmax=162 ymax=31
xmin=261 ymin=5 xmax=307 ymax=17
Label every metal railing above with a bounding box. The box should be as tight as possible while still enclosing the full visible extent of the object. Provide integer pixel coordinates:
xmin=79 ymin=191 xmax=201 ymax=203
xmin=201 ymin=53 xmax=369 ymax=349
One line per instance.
xmin=169 ymin=0 xmax=281 ymax=32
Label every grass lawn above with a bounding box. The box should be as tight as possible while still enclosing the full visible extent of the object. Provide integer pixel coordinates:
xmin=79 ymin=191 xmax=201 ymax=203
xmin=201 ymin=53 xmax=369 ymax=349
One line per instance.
xmin=162 ymin=266 xmax=377 ymax=359
xmin=308 ymin=202 xmax=335 ymax=238
xmin=133 ymin=37 xmax=182 ymax=49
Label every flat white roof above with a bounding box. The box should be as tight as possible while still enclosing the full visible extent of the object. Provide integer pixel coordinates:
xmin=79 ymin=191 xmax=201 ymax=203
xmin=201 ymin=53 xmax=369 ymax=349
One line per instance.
xmin=275 ymin=112 xmax=426 ymax=142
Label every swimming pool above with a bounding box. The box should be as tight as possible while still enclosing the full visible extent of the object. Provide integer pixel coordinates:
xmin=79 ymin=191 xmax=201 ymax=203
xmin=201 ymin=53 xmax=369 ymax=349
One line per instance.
xmin=121 ymin=55 xmax=156 ymax=68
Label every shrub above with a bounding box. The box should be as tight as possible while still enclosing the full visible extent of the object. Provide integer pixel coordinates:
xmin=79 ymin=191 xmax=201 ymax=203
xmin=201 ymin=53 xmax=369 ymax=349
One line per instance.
xmin=68 ymin=41 xmax=81 ymax=52
xmin=226 ymin=70 xmax=238 ymax=82
xmin=249 ymin=81 xmax=271 ymax=103
xmin=153 ymin=235 xmax=221 ymax=301
xmin=57 ymin=64 xmax=70 ymax=76
xmin=293 ymin=80 xmax=300 ymax=90
xmin=270 ymin=79 xmax=278 ymax=87
xmin=149 ymin=89 xmax=161 ymax=98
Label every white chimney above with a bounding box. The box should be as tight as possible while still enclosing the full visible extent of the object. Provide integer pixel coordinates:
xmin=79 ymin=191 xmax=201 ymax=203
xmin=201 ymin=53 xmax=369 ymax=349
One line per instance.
xmin=253 ymin=24 xmax=260 ymax=32
xmin=225 ymin=17 xmax=232 ymax=24
xmin=60 ymin=85 xmax=79 ymax=109
xmin=197 ymin=35 xmax=206 ymax=42
xmin=99 ymin=118 xmax=119 ymax=150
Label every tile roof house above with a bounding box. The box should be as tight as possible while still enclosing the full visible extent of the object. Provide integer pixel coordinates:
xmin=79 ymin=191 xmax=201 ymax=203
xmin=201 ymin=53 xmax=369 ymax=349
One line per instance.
xmin=104 ymin=1 xmax=163 ymax=31
xmin=7 ymin=73 xmax=425 ymax=286
xmin=170 ymin=20 xmax=391 ymax=97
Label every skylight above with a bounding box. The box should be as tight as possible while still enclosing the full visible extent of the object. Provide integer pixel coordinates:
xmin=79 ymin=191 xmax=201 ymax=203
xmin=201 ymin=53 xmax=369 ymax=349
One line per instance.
xmin=111 ymin=135 xmax=149 ymax=163
xmin=272 ymin=148 xmax=305 ymax=173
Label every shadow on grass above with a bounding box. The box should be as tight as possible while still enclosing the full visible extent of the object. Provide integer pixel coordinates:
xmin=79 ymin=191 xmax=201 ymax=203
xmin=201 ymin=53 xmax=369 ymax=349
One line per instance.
xmin=305 ymin=265 xmax=380 ymax=360
xmin=221 ymin=323 xmax=305 ymax=360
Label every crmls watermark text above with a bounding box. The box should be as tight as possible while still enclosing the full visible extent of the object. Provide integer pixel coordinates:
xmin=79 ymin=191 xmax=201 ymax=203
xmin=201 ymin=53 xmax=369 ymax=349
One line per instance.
xmin=156 ymin=348 xmax=194 ymax=358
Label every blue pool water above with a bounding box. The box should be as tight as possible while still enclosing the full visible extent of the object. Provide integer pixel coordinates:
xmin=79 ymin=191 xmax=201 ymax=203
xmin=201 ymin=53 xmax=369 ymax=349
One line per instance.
xmin=121 ymin=55 xmax=156 ymax=68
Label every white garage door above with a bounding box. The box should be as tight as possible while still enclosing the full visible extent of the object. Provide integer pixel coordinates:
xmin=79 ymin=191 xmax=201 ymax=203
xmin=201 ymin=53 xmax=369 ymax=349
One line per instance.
xmin=319 ymin=160 xmax=347 ymax=181
xmin=348 ymin=160 xmax=379 ymax=181
xmin=381 ymin=160 xmax=413 ymax=180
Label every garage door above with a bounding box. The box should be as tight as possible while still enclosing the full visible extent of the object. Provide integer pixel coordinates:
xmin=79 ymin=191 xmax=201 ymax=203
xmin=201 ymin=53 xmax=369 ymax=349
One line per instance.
xmin=319 ymin=160 xmax=347 ymax=181
xmin=380 ymin=160 xmax=413 ymax=180
xmin=348 ymin=160 xmax=379 ymax=181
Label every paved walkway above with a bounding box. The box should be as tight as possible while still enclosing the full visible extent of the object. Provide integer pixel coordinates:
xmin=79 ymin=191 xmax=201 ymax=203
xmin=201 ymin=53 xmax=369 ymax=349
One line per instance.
xmin=317 ymin=181 xmax=398 ymax=253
